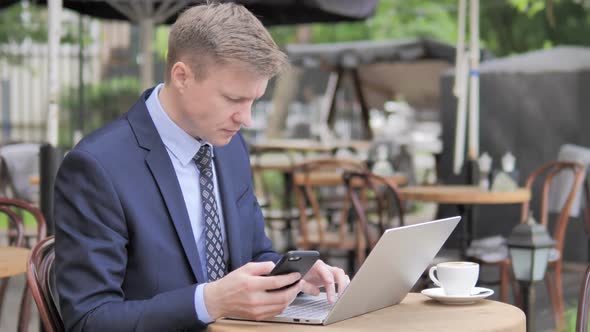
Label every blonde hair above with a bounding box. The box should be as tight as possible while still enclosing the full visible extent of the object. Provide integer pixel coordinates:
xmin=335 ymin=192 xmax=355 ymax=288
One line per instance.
xmin=165 ymin=2 xmax=288 ymax=82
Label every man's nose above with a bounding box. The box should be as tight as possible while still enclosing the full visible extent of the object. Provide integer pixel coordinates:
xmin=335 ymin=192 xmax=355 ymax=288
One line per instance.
xmin=233 ymin=105 xmax=252 ymax=127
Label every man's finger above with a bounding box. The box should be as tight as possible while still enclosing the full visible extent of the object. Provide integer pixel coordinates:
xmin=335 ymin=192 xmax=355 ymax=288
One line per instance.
xmin=332 ymin=267 xmax=349 ymax=297
xmin=256 ymin=278 xmax=303 ymax=305
xmin=300 ymin=279 xmax=321 ymax=296
xmin=242 ymin=261 xmax=276 ymax=276
xmin=252 ymin=271 xmax=301 ymax=291
xmin=312 ymin=262 xmax=336 ymax=303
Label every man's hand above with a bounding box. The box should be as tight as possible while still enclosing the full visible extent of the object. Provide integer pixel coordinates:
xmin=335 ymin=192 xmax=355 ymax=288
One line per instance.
xmin=300 ymin=260 xmax=350 ymax=304
xmin=203 ymin=262 xmax=302 ymax=321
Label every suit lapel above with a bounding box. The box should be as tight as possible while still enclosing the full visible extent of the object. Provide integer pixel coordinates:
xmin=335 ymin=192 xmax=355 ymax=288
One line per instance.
xmin=214 ymin=145 xmax=244 ymax=271
xmin=128 ymin=92 xmax=205 ymax=283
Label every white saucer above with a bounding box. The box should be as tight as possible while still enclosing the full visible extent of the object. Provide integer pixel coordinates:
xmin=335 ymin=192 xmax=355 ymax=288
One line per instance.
xmin=421 ymin=287 xmax=494 ymax=305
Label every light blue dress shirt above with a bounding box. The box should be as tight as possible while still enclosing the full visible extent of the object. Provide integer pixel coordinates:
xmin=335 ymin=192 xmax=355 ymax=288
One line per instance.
xmin=146 ymin=83 xmax=228 ymax=323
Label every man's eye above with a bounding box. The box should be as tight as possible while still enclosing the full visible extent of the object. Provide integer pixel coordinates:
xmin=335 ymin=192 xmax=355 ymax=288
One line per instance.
xmin=226 ymin=96 xmax=241 ymax=102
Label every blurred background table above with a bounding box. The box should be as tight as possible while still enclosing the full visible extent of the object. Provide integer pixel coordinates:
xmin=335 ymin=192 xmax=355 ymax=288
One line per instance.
xmin=209 ymin=293 xmax=525 ymax=332
xmin=0 ymin=246 xmax=30 ymax=278
xmin=250 ymin=139 xmax=370 ymax=155
xmin=398 ymin=185 xmax=531 ymax=255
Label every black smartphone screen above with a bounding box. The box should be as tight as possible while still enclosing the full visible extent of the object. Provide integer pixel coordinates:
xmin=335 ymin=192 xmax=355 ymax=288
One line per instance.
xmin=267 ymin=250 xmax=319 ymax=291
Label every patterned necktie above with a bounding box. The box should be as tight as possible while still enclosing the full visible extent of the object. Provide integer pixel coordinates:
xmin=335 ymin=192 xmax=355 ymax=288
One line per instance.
xmin=194 ymin=144 xmax=226 ymax=281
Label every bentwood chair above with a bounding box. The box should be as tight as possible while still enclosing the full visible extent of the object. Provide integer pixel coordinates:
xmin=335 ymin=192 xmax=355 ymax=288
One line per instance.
xmin=469 ymin=161 xmax=584 ymax=326
xmin=292 ymin=158 xmax=367 ymax=272
xmin=27 ymin=236 xmax=64 ymax=332
xmin=576 ymin=181 xmax=590 ymax=332
xmin=0 ymin=206 xmax=24 ymax=323
xmin=342 ymin=170 xmax=405 ymax=255
xmin=578 ymin=264 xmax=590 ymax=332
xmin=0 ymin=198 xmax=47 ymax=332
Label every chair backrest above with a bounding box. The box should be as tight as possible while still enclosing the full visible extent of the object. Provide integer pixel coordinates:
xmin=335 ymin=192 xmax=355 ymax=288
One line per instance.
xmin=292 ymin=158 xmax=366 ymax=248
xmin=577 ymin=264 xmax=590 ymax=332
xmin=343 ymin=170 xmax=405 ymax=250
xmin=520 ymin=160 xmax=585 ymax=255
xmin=0 ymin=198 xmax=47 ymax=242
xmin=0 ymin=206 xmax=24 ymax=320
xmin=27 ymin=236 xmax=64 ymax=332
xmin=0 ymin=205 xmax=24 ymax=247
xmin=0 ymin=143 xmax=41 ymax=203
xmin=577 ymin=191 xmax=590 ymax=332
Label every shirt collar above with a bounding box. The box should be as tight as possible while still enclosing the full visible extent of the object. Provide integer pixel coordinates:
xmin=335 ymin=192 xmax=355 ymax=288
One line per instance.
xmin=146 ymin=83 xmax=214 ymax=166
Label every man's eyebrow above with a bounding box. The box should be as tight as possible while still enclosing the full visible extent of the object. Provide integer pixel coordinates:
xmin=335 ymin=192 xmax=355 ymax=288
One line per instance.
xmin=224 ymin=93 xmax=261 ymax=101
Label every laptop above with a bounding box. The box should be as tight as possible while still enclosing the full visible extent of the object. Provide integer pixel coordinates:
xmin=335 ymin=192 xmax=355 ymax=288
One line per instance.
xmin=231 ymin=216 xmax=460 ymax=325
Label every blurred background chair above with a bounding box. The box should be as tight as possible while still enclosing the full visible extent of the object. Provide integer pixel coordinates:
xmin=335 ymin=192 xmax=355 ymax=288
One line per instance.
xmin=578 ymin=260 xmax=590 ymax=332
xmin=292 ymin=158 xmax=366 ymax=272
xmin=0 ymin=143 xmax=41 ymax=205
xmin=0 ymin=198 xmax=48 ymax=332
xmin=576 ymin=178 xmax=590 ymax=332
xmin=0 ymin=206 xmax=24 ymax=325
xmin=343 ymin=170 xmax=405 ymax=258
xmin=467 ymin=161 xmax=584 ymax=324
xmin=26 ymin=236 xmax=63 ymax=332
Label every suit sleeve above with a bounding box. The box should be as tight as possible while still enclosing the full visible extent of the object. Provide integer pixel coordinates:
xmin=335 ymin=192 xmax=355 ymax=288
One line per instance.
xmin=54 ymin=149 xmax=206 ymax=332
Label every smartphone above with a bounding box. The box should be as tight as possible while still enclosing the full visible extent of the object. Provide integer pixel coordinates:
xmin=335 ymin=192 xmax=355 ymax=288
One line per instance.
xmin=267 ymin=250 xmax=320 ymax=291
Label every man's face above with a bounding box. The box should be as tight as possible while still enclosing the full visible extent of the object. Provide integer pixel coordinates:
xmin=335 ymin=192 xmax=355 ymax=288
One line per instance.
xmin=173 ymin=61 xmax=268 ymax=146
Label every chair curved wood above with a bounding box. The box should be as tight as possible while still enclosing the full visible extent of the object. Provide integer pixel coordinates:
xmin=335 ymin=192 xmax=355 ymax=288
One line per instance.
xmin=292 ymin=158 xmax=367 ymax=271
xmin=470 ymin=161 xmax=584 ymax=326
xmin=577 ymin=264 xmax=590 ymax=332
xmin=27 ymin=236 xmax=63 ymax=332
xmin=0 ymin=206 xmax=24 ymax=323
xmin=577 ymin=181 xmax=590 ymax=332
xmin=522 ymin=161 xmax=585 ymax=327
xmin=0 ymin=198 xmax=47 ymax=332
xmin=342 ymin=170 xmax=405 ymax=255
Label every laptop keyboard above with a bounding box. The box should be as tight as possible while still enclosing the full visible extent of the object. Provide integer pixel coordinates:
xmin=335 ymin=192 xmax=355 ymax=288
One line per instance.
xmin=277 ymin=297 xmax=334 ymax=320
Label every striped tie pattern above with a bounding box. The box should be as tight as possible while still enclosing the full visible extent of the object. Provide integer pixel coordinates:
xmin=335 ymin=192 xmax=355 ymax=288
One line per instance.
xmin=194 ymin=144 xmax=226 ymax=281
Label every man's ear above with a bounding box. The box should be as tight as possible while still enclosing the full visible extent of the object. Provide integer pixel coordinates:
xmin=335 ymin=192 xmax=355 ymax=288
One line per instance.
xmin=170 ymin=61 xmax=192 ymax=90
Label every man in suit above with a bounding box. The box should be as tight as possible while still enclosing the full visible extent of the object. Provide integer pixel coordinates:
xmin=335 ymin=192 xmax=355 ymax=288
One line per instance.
xmin=54 ymin=3 xmax=349 ymax=331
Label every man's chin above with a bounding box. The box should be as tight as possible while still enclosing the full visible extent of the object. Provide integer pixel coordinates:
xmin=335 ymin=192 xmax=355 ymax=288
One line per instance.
xmin=210 ymin=135 xmax=234 ymax=147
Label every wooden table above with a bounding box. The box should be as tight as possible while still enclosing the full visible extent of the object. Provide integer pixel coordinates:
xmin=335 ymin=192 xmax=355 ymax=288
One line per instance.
xmin=251 ymin=139 xmax=370 ymax=154
xmin=398 ymin=185 xmax=531 ymax=255
xmin=209 ymin=293 xmax=525 ymax=332
xmin=398 ymin=185 xmax=531 ymax=205
xmin=0 ymin=246 xmax=30 ymax=278
xmin=293 ymin=171 xmax=406 ymax=187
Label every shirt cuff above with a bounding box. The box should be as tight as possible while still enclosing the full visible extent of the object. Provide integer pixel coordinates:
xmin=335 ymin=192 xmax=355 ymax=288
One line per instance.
xmin=195 ymin=283 xmax=214 ymax=324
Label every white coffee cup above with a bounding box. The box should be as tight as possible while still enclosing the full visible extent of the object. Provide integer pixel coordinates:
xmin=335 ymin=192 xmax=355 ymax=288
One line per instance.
xmin=428 ymin=261 xmax=479 ymax=296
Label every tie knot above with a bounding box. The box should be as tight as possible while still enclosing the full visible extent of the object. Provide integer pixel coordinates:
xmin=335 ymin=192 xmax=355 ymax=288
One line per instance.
xmin=194 ymin=144 xmax=212 ymax=172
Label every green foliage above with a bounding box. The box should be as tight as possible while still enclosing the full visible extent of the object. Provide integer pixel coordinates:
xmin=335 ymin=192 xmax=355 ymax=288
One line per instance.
xmin=564 ymin=306 xmax=580 ymax=332
xmin=268 ymin=0 xmax=590 ymax=57
xmin=61 ymin=76 xmax=141 ymax=142
xmin=268 ymin=25 xmax=298 ymax=49
xmin=0 ymin=3 xmax=47 ymax=45
xmin=155 ymin=25 xmax=170 ymax=60
xmin=366 ymin=0 xmax=458 ymax=43
xmin=481 ymin=0 xmax=590 ymax=55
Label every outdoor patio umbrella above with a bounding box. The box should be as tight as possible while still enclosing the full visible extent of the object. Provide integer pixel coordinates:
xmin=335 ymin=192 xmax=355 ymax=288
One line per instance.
xmin=0 ymin=0 xmax=377 ymax=145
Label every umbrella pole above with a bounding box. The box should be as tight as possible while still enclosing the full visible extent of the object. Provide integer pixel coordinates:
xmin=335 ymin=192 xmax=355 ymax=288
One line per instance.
xmin=140 ymin=18 xmax=155 ymax=90
xmin=453 ymin=0 xmax=468 ymax=175
xmin=468 ymin=0 xmax=480 ymax=161
xmin=47 ymin=0 xmax=62 ymax=146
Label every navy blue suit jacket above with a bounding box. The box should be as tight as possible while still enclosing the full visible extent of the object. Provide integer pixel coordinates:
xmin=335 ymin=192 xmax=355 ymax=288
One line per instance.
xmin=54 ymin=89 xmax=280 ymax=331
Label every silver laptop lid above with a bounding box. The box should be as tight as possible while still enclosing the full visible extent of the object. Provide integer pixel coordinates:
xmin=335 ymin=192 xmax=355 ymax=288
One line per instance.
xmin=324 ymin=216 xmax=460 ymax=325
